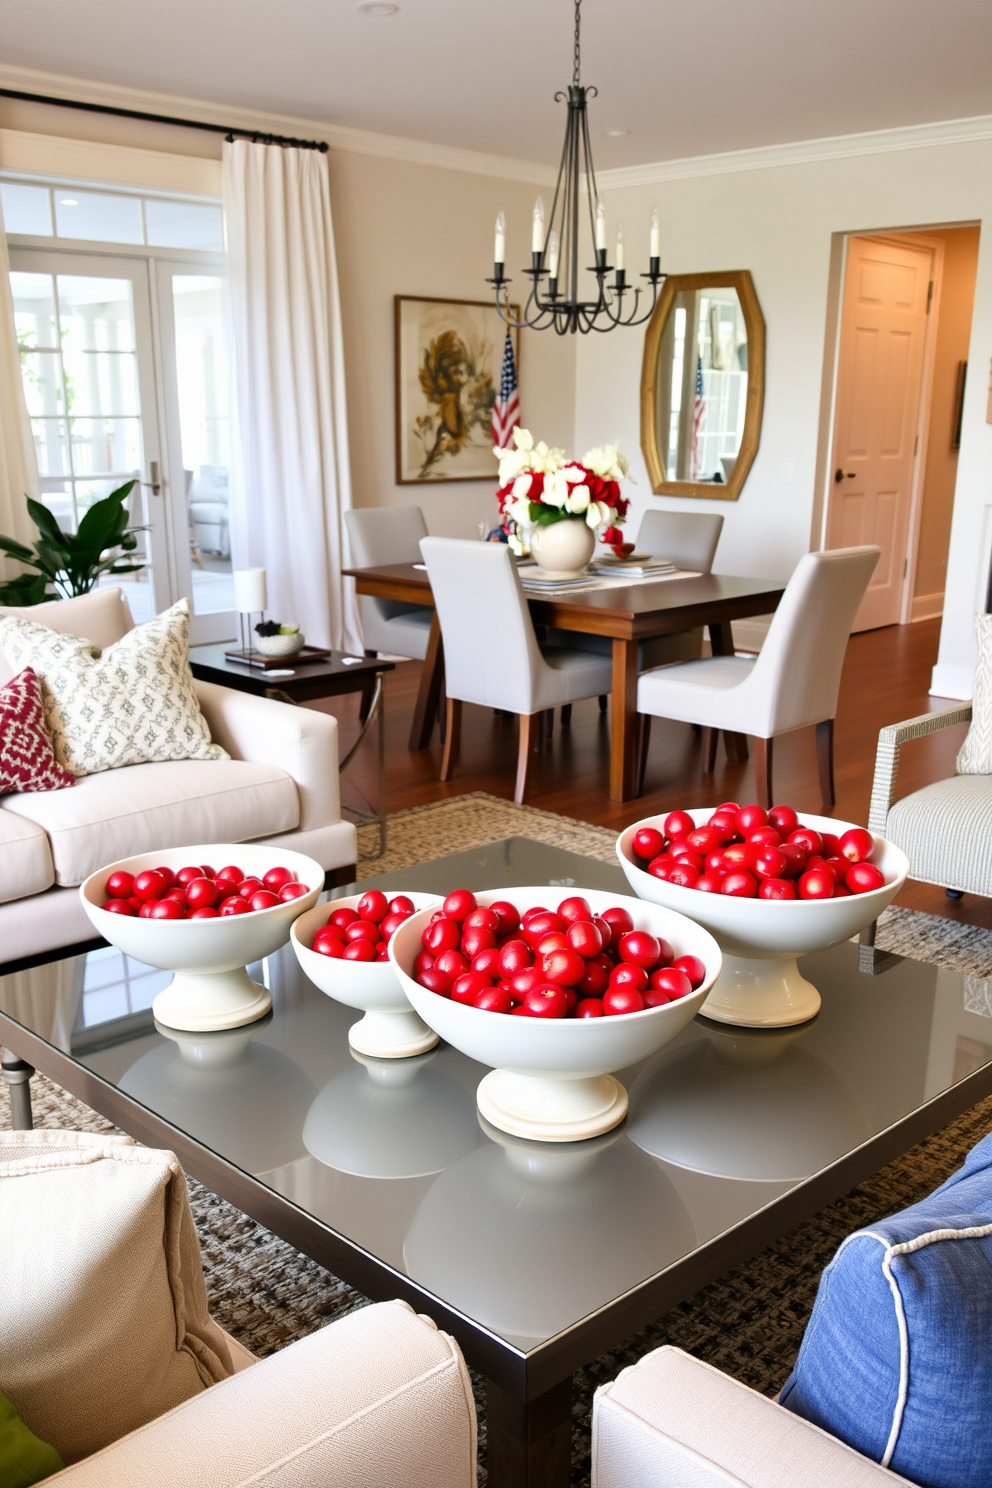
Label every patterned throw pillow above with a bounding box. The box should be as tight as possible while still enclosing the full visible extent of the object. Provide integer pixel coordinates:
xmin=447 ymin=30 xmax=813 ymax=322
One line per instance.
xmin=0 ymin=598 xmax=228 ymax=778
xmin=956 ymin=613 xmax=992 ymax=774
xmin=0 ymin=667 xmax=75 ymax=794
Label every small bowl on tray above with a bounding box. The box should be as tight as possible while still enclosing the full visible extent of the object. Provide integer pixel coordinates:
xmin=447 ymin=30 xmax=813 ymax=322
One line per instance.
xmin=292 ymin=891 xmax=442 ymax=1058
xmin=80 ymin=843 xmax=324 ymax=1033
xmin=388 ymin=886 xmax=721 ymax=1143
xmin=616 ymin=811 xmax=908 ymax=1028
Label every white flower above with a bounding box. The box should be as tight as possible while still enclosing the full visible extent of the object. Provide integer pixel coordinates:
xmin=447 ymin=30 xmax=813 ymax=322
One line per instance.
xmin=496 ymin=447 xmax=532 ymax=486
xmin=507 ymin=531 xmax=524 ymax=556
xmin=513 ymin=427 xmax=534 ymax=453
xmin=585 ymin=500 xmax=610 ymax=529
xmin=512 ymin=473 xmax=533 ymax=501
xmin=508 ymin=495 xmax=532 ymax=527
xmin=565 ymin=484 xmax=590 ymax=514
xmin=562 ymin=463 xmax=586 ymax=484
xmin=582 ymin=441 xmax=631 ymax=483
xmin=542 ymin=470 xmax=569 ymax=507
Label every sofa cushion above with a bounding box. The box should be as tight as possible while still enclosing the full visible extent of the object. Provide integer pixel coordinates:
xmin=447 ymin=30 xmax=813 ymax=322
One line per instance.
xmin=886 ymin=773 xmax=992 ymax=897
xmin=2 ymin=758 xmax=299 ymax=886
xmin=0 ymin=599 xmax=227 ymax=777
xmin=0 ymin=587 xmax=132 ymax=686
xmin=0 ymin=808 xmax=54 ymax=903
xmin=956 ymin=613 xmax=992 ymax=773
xmin=0 ymin=1130 xmax=234 ymax=1465
xmin=780 ymin=1129 xmax=992 ymax=1487
xmin=0 ymin=668 xmax=75 ymax=795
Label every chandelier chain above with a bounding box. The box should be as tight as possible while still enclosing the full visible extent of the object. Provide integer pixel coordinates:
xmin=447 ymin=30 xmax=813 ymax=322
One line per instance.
xmin=573 ymin=0 xmax=582 ymax=85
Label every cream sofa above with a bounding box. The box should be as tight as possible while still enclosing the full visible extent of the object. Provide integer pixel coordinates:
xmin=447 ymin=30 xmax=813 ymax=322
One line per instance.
xmin=0 ymin=589 xmax=357 ymax=963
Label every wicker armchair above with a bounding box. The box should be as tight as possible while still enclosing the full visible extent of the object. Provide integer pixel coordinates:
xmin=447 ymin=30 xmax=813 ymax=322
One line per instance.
xmin=868 ymin=703 xmax=991 ymax=898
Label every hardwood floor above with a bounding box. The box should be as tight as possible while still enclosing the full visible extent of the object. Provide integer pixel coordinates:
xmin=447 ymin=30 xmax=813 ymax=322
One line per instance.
xmin=315 ymin=615 xmax=991 ymax=930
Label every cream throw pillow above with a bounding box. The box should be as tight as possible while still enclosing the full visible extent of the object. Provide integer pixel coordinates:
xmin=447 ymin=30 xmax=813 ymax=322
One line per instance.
xmin=0 ymin=598 xmax=227 ymax=777
xmin=0 ymin=1130 xmax=235 ymax=1465
xmin=957 ymin=613 xmax=992 ymax=775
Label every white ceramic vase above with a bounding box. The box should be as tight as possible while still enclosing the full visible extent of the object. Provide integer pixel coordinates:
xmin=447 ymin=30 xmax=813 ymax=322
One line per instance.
xmin=529 ymin=518 xmax=596 ymax=579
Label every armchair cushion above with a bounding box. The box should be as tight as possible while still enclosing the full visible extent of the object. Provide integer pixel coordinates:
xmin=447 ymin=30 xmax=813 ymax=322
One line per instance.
xmin=2 ymin=758 xmax=299 ymax=886
xmin=956 ymin=613 xmax=992 ymax=774
xmin=0 ymin=1131 xmax=234 ymax=1467
xmin=780 ymin=1130 xmax=992 ymax=1488
xmin=885 ymin=773 xmax=992 ymax=897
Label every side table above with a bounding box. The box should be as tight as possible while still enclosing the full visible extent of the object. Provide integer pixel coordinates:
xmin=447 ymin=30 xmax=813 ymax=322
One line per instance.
xmin=189 ymin=645 xmax=394 ymax=859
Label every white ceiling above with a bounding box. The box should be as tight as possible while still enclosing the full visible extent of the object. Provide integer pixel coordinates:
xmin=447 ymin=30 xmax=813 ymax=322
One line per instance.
xmin=1 ymin=0 xmax=991 ymax=169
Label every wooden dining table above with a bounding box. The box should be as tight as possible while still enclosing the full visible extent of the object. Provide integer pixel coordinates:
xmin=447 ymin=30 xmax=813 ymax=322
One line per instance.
xmin=344 ymin=562 xmax=786 ymax=803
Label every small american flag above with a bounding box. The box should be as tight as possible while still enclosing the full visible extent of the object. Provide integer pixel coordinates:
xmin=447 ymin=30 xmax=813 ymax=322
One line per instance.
xmin=491 ymin=331 xmax=520 ymax=450
xmin=690 ymin=354 xmax=705 ymax=480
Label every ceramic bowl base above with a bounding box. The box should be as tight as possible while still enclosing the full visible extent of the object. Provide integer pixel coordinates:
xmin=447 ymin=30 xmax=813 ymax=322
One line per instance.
xmin=476 ymin=1069 xmax=629 ymax=1143
xmin=152 ymin=966 xmax=273 ymax=1033
xmin=347 ymin=1008 xmax=439 ymax=1059
xmin=699 ymin=954 xmax=821 ymax=1028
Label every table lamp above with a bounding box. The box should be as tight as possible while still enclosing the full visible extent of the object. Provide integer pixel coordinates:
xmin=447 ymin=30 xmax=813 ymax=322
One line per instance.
xmin=233 ymin=568 xmax=267 ymax=660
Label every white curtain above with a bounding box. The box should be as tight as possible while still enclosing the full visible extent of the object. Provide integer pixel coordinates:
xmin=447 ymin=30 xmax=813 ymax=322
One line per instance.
xmin=0 ymin=194 xmax=40 ymax=577
xmin=223 ymin=139 xmax=362 ymax=654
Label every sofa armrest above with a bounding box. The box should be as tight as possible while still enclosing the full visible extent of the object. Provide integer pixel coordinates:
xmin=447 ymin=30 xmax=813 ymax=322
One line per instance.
xmin=867 ymin=703 xmax=973 ymax=835
xmin=593 ymin=1347 xmax=913 ymax=1487
xmin=51 ymin=1301 xmax=476 ymax=1488
xmin=195 ymin=679 xmax=341 ymax=833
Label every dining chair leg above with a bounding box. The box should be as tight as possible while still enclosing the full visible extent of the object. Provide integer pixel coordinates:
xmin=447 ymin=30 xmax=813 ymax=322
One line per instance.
xmin=546 ymin=708 xmax=554 ymax=739
xmin=439 ymin=697 xmax=461 ymax=781
xmin=754 ymin=736 xmax=773 ymax=809
xmin=438 ymin=683 xmax=447 ymax=746
xmin=515 ymin=714 xmax=534 ymax=804
xmin=724 ymin=731 xmax=749 ymax=763
xmin=635 ymin=714 xmax=651 ymax=796
xmin=701 ymin=726 xmax=718 ymax=774
xmin=561 ymin=704 xmax=572 ymax=728
xmin=598 ymin=694 xmax=608 ymax=714
xmin=816 ymin=718 xmax=835 ymax=811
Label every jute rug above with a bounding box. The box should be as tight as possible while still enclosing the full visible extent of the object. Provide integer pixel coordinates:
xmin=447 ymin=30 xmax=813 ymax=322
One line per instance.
xmin=5 ymin=792 xmax=992 ymax=1485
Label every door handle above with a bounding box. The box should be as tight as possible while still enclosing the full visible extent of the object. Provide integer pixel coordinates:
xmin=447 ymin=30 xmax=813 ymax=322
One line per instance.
xmin=834 ymin=469 xmax=856 ymax=483
xmin=140 ymin=461 xmax=162 ymax=496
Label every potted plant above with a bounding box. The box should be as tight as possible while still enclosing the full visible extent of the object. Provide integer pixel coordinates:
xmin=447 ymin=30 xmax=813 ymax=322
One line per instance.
xmin=494 ymin=430 xmax=630 ymax=578
xmin=0 ymin=481 xmax=146 ymax=606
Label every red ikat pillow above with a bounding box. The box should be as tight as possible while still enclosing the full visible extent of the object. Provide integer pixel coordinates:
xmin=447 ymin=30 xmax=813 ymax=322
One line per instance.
xmin=0 ymin=667 xmax=75 ymax=794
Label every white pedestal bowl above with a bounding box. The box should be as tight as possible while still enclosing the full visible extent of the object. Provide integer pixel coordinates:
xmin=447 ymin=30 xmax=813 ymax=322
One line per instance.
xmin=292 ymin=892 xmax=442 ymax=1058
xmin=388 ymin=886 xmax=722 ymax=1142
xmin=80 ymin=843 xmax=324 ymax=1032
xmin=617 ymin=811 xmax=908 ymax=1029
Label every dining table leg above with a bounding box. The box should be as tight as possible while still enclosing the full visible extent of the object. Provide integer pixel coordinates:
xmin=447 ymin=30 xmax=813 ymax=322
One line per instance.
xmin=409 ymin=612 xmax=444 ymax=750
xmin=611 ymin=637 xmax=640 ymax=802
xmin=708 ymin=621 xmax=749 ymax=764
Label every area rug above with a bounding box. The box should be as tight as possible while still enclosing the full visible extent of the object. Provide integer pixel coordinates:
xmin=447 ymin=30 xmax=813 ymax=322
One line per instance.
xmin=4 ymin=793 xmax=992 ymax=1486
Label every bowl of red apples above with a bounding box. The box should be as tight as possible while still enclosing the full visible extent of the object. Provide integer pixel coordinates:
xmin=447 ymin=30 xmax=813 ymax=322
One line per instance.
xmin=617 ymin=804 xmax=909 ymax=1029
xmin=81 ymin=844 xmax=324 ymax=1033
xmin=292 ymin=889 xmax=442 ymax=1059
xmin=388 ymin=886 xmax=721 ymax=1143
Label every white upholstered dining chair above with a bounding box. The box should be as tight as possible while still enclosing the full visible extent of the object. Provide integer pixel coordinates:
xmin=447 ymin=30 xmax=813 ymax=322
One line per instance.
xmin=420 ymin=538 xmax=612 ymax=802
xmin=635 ymin=545 xmax=880 ymax=806
xmin=344 ymin=506 xmax=434 ymax=662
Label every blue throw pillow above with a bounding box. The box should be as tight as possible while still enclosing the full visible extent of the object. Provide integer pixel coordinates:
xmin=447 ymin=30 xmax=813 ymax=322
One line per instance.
xmin=780 ymin=1130 xmax=992 ymax=1488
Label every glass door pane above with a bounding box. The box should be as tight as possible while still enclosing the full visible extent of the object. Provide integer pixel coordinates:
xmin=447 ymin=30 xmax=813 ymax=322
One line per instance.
xmin=9 ymin=253 xmax=167 ymax=623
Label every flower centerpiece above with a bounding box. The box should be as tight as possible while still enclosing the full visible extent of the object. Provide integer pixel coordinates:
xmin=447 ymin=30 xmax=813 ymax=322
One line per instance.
xmin=494 ymin=429 xmax=630 ymax=578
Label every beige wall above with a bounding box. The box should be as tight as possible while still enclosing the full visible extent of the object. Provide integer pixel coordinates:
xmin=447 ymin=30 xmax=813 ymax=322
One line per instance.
xmin=913 ymin=225 xmax=980 ymax=611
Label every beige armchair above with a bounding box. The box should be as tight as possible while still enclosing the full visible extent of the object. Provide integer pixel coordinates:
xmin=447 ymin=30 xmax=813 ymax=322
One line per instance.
xmin=0 ymin=1130 xmax=476 ymax=1488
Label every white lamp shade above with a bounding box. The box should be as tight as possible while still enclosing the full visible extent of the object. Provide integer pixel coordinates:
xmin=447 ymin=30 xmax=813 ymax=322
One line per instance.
xmin=233 ymin=568 xmax=267 ymax=613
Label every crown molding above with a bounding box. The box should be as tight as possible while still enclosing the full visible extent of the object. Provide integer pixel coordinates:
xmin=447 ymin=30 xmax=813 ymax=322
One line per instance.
xmin=0 ymin=62 xmax=556 ymax=186
xmin=597 ymin=113 xmax=992 ymax=190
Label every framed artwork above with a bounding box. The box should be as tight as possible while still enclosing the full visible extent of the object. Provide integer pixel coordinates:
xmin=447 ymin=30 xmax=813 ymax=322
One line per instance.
xmin=394 ymin=295 xmax=520 ymax=484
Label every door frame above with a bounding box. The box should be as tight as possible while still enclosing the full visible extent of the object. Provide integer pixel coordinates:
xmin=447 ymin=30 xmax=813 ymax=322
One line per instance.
xmin=815 ymin=230 xmax=942 ymax=627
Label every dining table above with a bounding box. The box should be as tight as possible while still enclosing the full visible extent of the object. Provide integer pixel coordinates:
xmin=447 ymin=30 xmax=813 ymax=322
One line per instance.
xmin=343 ymin=561 xmax=787 ymax=802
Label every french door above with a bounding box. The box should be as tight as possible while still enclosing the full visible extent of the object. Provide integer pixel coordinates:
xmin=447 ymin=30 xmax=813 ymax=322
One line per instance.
xmin=9 ymin=247 xmax=235 ymax=643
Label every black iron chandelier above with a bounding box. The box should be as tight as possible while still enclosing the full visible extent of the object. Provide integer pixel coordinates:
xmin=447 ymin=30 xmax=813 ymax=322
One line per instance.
xmin=487 ymin=0 xmax=663 ymax=335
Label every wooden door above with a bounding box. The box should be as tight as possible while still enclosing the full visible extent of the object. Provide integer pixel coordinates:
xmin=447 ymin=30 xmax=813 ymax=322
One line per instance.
xmin=827 ymin=237 xmax=932 ymax=630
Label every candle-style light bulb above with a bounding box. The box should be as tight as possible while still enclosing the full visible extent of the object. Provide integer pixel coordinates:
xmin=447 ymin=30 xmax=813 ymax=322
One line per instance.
xmin=532 ymin=196 xmax=545 ymax=255
xmin=494 ymin=210 xmax=506 ymax=266
xmin=615 ymin=222 xmax=625 ymax=272
xmin=547 ymin=228 xmax=559 ymax=283
xmin=650 ymin=205 xmax=661 ymax=261
xmin=595 ymin=197 xmax=607 ymax=252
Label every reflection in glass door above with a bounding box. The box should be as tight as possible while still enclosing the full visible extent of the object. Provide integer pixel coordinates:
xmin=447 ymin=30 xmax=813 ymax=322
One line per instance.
xmin=9 ymin=255 xmax=165 ymax=623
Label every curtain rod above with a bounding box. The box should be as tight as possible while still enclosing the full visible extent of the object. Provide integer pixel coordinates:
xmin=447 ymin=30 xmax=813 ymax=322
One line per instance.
xmin=0 ymin=87 xmax=329 ymax=152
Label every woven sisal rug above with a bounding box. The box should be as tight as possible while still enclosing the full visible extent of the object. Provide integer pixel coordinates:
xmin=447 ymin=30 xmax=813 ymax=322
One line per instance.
xmin=5 ymin=792 xmax=992 ymax=1485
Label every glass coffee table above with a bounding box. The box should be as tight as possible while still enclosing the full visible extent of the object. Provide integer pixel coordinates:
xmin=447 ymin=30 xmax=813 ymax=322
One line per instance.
xmin=3 ymin=836 xmax=992 ymax=1488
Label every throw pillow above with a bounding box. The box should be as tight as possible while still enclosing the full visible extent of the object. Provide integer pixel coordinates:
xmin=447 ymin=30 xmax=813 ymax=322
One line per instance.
xmin=779 ymin=1128 xmax=992 ymax=1488
xmin=0 ymin=599 xmax=228 ymax=777
xmin=0 ymin=1392 xmax=63 ymax=1487
xmin=956 ymin=612 xmax=992 ymax=774
xmin=0 ymin=669 xmax=74 ymax=795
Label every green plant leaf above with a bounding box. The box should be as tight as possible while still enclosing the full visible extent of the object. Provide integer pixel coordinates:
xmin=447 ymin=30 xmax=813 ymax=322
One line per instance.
xmin=0 ymin=573 xmax=53 ymax=605
xmin=26 ymin=498 xmax=69 ymax=552
xmin=529 ymin=502 xmax=567 ymax=527
xmin=0 ymin=535 xmax=40 ymax=564
xmin=75 ymin=493 xmax=130 ymax=552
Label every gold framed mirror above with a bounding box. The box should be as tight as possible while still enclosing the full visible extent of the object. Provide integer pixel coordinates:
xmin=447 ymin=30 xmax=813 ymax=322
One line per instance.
xmin=640 ymin=270 xmax=765 ymax=501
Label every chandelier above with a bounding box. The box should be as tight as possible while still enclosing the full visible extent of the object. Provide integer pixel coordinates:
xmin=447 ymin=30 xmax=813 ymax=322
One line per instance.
xmin=487 ymin=0 xmax=663 ymax=335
